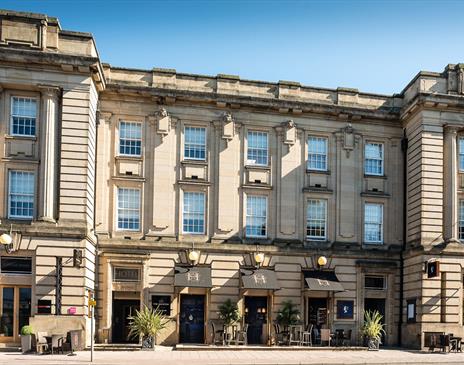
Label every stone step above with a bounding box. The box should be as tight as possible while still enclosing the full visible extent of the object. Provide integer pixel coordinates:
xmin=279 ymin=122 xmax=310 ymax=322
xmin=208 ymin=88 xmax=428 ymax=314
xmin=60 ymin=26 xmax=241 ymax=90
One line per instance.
xmin=0 ymin=343 xmax=21 ymax=352
xmin=89 ymin=343 xmax=142 ymax=351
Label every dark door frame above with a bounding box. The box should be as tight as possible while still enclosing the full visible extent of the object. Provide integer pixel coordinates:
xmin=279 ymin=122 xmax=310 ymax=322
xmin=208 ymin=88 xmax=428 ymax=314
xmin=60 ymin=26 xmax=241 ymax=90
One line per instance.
xmin=179 ymin=294 xmax=206 ymax=344
xmin=111 ymin=297 xmax=140 ymax=344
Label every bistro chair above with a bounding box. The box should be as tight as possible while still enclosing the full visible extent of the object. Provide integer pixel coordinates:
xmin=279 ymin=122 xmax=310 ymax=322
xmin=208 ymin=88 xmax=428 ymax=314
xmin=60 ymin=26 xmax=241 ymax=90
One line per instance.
xmin=233 ymin=324 xmax=248 ymax=345
xmin=289 ymin=325 xmax=302 ymax=346
xmin=334 ymin=329 xmax=344 ymax=346
xmin=210 ymin=321 xmax=225 ymax=345
xmin=51 ymin=334 xmax=65 ymax=354
xmin=320 ymin=329 xmax=331 ymax=347
xmin=343 ymin=329 xmax=352 ymax=346
xmin=36 ymin=332 xmax=49 ymax=354
xmin=300 ymin=323 xmax=313 ymax=346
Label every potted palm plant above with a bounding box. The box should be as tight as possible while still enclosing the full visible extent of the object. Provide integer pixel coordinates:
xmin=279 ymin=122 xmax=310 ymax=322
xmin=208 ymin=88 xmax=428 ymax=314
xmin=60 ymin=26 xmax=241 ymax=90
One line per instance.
xmin=20 ymin=325 xmax=34 ymax=353
xmin=276 ymin=300 xmax=300 ymax=331
xmin=127 ymin=306 xmax=169 ymax=350
xmin=218 ymin=299 xmax=241 ymax=327
xmin=361 ymin=310 xmax=385 ymax=350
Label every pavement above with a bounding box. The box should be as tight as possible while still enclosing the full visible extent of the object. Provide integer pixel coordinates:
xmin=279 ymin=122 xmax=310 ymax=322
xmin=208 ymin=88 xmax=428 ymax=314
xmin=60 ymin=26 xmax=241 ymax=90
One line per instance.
xmin=0 ymin=348 xmax=464 ymax=365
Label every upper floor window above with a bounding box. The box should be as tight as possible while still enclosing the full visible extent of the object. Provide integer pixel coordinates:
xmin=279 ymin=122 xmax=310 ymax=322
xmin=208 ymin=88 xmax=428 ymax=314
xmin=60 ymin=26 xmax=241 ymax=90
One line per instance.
xmin=247 ymin=131 xmax=268 ymax=166
xmin=459 ymin=200 xmax=464 ymax=241
xmin=459 ymin=138 xmax=464 ymax=171
xmin=364 ymin=203 xmax=383 ymax=244
xmin=11 ymin=97 xmax=37 ymax=137
xmin=117 ymin=187 xmax=140 ymax=231
xmin=119 ymin=122 xmax=142 ymax=156
xmin=183 ymin=192 xmax=205 ymax=234
xmin=246 ymin=195 xmax=267 ymax=238
xmin=308 ymin=136 xmax=328 ymax=171
xmin=306 ymin=199 xmax=327 ymax=240
xmin=184 ymin=127 xmax=206 ymax=160
xmin=364 ymin=142 xmax=384 ymax=176
xmin=8 ymin=170 xmax=35 ymax=219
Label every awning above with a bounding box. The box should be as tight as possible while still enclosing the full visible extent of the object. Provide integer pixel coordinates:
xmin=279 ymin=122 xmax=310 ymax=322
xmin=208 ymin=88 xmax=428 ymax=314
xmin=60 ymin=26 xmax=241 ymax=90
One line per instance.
xmin=174 ymin=266 xmax=212 ymax=288
xmin=240 ymin=268 xmax=280 ymax=290
xmin=303 ymin=270 xmax=344 ymax=292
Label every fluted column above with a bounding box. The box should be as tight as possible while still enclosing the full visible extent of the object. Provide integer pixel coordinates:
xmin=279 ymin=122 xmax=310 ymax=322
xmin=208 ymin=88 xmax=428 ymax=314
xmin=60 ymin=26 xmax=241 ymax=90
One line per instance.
xmin=39 ymin=86 xmax=60 ymax=222
xmin=443 ymin=124 xmax=460 ymax=243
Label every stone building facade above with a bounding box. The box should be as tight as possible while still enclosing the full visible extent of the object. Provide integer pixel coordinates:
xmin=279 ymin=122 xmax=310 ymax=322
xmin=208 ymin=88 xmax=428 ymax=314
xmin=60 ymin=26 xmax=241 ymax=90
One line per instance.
xmin=0 ymin=9 xmax=463 ymax=349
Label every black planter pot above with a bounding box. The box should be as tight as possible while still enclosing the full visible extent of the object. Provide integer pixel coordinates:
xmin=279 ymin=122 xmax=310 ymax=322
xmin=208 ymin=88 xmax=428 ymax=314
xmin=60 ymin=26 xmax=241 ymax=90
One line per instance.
xmin=141 ymin=336 xmax=155 ymax=350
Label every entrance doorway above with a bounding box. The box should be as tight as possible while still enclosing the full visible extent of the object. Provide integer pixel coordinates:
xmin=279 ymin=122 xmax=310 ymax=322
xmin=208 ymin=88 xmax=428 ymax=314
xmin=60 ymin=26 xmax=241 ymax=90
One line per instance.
xmin=0 ymin=286 xmax=31 ymax=343
xmin=364 ymin=298 xmax=386 ymax=343
xmin=308 ymin=298 xmax=328 ymax=333
xmin=244 ymin=296 xmax=268 ymax=345
xmin=112 ymin=298 xmax=140 ymax=343
xmin=179 ymin=294 xmax=205 ymax=343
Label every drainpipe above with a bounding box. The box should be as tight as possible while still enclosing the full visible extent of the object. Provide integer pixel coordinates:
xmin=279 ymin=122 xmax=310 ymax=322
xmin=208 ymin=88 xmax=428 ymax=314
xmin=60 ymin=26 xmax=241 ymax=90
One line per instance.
xmin=398 ymin=130 xmax=408 ymax=347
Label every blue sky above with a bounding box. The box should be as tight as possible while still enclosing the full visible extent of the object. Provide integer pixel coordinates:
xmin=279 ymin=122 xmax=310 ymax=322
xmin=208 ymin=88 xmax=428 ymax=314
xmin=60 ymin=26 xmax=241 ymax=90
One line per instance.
xmin=2 ymin=0 xmax=463 ymax=94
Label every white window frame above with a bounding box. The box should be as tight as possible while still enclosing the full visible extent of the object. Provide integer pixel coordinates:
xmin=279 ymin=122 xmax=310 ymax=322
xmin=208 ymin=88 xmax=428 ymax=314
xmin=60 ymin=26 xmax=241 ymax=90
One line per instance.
xmin=10 ymin=96 xmax=37 ymax=137
xmin=306 ymin=199 xmax=327 ymax=240
xmin=119 ymin=121 xmax=142 ymax=157
xmin=364 ymin=203 xmax=383 ymax=244
xmin=459 ymin=137 xmax=464 ymax=172
xmin=247 ymin=131 xmax=269 ymax=166
xmin=184 ymin=126 xmax=207 ymax=161
xmin=245 ymin=195 xmax=268 ymax=238
xmin=182 ymin=191 xmax=206 ymax=234
xmin=8 ymin=170 xmax=35 ymax=220
xmin=364 ymin=142 xmax=384 ymax=176
xmin=459 ymin=200 xmax=464 ymax=241
xmin=307 ymin=136 xmax=328 ymax=171
xmin=116 ymin=187 xmax=141 ymax=231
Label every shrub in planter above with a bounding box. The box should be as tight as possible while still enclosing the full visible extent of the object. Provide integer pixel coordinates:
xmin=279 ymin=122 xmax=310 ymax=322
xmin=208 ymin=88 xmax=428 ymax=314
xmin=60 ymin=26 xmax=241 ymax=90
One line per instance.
xmin=276 ymin=300 xmax=300 ymax=331
xmin=20 ymin=325 xmax=34 ymax=353
xmin=218 ymin=299 xmax=241 ymax=327
xmin=361 ymin=310 xmax=385 ymax=350
xmin=127 ymin=306 xmax=169 ymax=350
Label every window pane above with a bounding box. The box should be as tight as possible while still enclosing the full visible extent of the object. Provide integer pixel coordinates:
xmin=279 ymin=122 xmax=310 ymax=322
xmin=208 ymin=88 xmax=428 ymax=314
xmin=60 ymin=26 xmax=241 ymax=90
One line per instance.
xmin=460 ymin=138 xmax=464 ymax=171
xmin=247 ymin=131 xmax=268 ymax=165
xmin=119 ymin=122 xmax=142 ymax=156
xmin=1 ymin=257 xmax=32 ymax=274
xmin=460 ymin=200 xmax=464 ymax=240
xmin=184 ymin=127 xmax=206 ymax=160
xmin=117 ymin=188 xmax=140 ymax=230
xmin=183 ymin=192 xmax=205 ymax=233
xmin=246 ymin=195 xmax=267 ymax=237
xmin=9 ymin=171 xmax=35 ymax=219
xmin=306 ymin=199 xmax=327 ymax=239
xmin=11 ymin=97 xmax=37 ymax=136
xmin=364 ymin=203 xmax=383 ymax=243
xmin=308 ymin=136 xmax=328 ymax=171
xmin=365 ymin=143 xmax=383 ymax=175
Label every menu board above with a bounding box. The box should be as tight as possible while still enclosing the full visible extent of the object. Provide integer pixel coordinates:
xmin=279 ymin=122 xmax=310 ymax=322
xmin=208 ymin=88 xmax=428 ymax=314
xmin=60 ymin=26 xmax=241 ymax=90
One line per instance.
xmin=317 ymin=308 xmax=327 ymax=325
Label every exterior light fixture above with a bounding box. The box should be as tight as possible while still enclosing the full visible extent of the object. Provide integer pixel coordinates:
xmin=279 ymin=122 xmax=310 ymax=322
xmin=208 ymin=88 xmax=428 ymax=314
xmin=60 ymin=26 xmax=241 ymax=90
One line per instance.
xmin=254 ymin=252 xmax=265 ymax=265
xmin=188 ymin=250 xmax=200 ymax=263
xmin=317 ymin=256 xmax=328 ymax=268
xmin=0 ymin=225 xmax=15 ymax=254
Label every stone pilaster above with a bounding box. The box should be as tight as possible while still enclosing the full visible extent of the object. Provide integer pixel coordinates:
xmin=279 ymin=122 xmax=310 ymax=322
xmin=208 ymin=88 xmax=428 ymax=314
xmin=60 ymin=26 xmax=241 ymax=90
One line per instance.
xmin=443 ymin=124 xmax=460 ymax=243
xmin=38 ymin=86 xmax=60 ymax=222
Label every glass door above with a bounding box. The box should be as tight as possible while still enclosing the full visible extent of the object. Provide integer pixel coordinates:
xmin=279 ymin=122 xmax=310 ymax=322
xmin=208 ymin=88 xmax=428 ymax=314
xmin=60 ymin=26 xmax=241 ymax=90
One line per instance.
xmin=0 ymin=288 xmax=14 ymax=338
xmin=0 ymin=286 xmax=31 ymax=342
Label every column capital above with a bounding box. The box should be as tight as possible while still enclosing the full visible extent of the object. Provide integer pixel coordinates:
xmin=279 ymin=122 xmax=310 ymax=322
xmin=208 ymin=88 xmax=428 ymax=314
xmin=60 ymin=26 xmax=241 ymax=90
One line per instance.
xmin=38 ymin=85 xmax=60 ymax=98
xmin=444 ymin=123 xmax=462 ymax=134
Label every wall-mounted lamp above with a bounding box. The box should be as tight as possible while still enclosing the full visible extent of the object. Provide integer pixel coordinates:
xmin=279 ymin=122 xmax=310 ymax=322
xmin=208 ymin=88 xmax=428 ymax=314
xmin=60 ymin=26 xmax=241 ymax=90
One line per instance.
xmin=0 ymin=225 xmax=15 ymax=254
xmin=188 ymin=242 xmax=200 ymax=265
xmin=317 ymin=255 xmax=327 ymax=269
